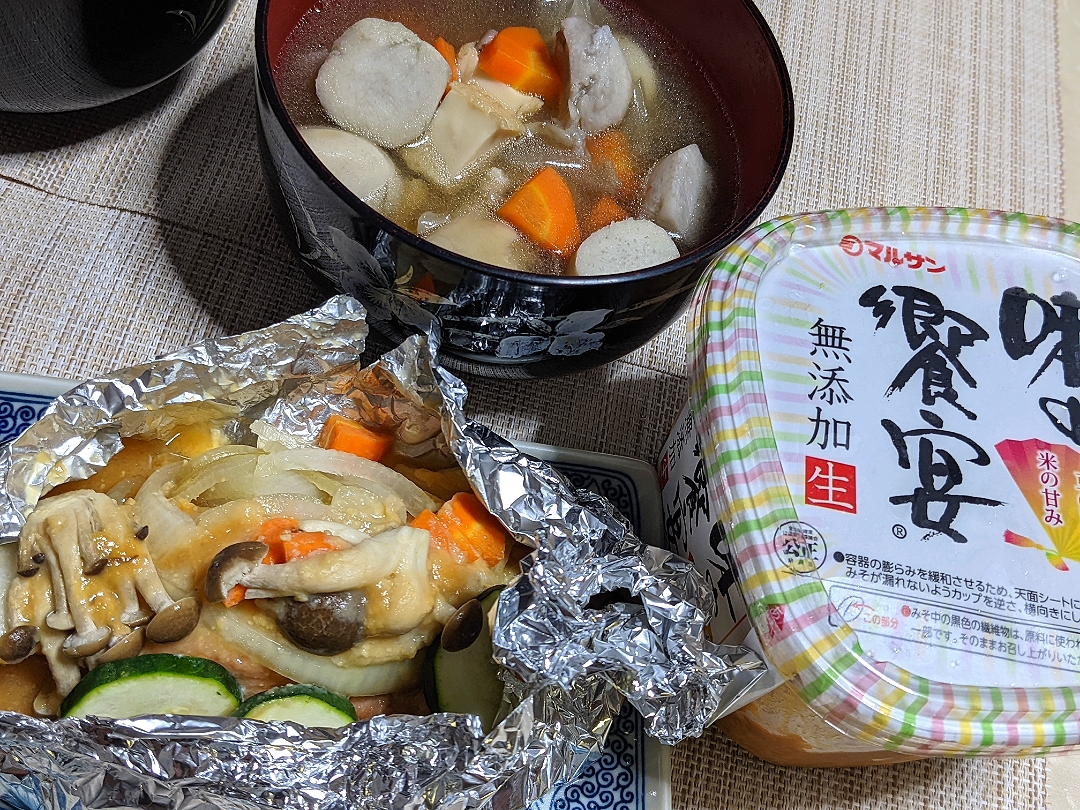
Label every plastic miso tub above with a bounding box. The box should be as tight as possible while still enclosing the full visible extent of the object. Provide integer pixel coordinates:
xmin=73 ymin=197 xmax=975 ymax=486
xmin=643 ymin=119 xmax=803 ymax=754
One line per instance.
xmin=689 ymin=208 xmax=1080 ymax=759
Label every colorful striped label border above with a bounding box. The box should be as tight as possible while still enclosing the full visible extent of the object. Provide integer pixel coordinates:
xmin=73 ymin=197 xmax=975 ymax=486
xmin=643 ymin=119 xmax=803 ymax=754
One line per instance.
xmin=689 ymin=208 xmax=1080 ymax=755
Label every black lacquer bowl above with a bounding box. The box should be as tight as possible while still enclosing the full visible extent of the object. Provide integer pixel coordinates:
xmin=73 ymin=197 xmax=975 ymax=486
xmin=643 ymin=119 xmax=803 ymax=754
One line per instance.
xmin=256 ymin=0 xmax=794 ymax=378
xmin=0 ymin=0 xmax=237 ymax=113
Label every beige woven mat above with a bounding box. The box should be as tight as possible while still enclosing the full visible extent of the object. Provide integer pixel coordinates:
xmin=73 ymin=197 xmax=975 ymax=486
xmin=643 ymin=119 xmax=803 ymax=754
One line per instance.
xmin=0 ymin=0 xmax=1065 ymax=805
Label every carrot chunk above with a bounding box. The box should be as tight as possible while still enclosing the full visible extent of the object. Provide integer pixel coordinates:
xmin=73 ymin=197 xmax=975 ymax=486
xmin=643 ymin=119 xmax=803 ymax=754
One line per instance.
xmin=586 ymin=130 xmax=638 ymax=200
xmin=257 ymin=517 xmax=300 ymax=539
xmin=585 ymin=196 xmax=628 ymax=234
xmin=255 ymin=516 xmax=299 ymax=564
xmin=411 ymin=493 xmax=509 ymax=566
xmin=444 ymin=493 xmax=510 ymax=566
xmin=497 ymin=166 xmax=580 ymax=255
xmin=282 ymin=531 xmax=346 ymax=561
xmin=223 ymin=585 xmax=247 ymax=608
xmin=478 ymin=27 xmax=563 ymax=103
xmin=432 ymin=37 xmax=458 ymax=89
xmin=411 ymin=509 xmax=455 ymax=555
xmin=319 ymin=414 xmax=395 ymax=462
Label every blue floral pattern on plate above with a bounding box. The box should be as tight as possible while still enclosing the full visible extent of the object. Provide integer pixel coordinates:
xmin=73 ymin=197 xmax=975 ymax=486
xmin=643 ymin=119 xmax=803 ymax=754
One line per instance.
xmin=0 ymin=378 xmax=669 ymax=810
xmin=0 ymin=391 xmax=53 ymax=444
xmin=534 ymin=460 xmax=652 ymax=810
xmin=533 ymin=702 xmax=646 ymax=810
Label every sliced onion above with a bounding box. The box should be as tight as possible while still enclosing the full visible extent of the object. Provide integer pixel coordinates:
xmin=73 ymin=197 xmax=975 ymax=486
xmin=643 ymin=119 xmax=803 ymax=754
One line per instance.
xmin=172 ymin=454 xmax=261 ymax=503
xmin=134 ymin=462 xmax=198 ymax=561
xmin=300 ymin=472 xmax=407 ymax=531
xmin=299 ymin=470 xmax=411 ymax=530
xmin=253 ymin=495 xmax=337 ymax=522
xmin=330 ymin=485 xmax=406 ymax=534
xmin=206 ymin=605 xmax=421 ymax=696
xmin=105 ymin=477 xmax=140 ymax=503
xmin=297 ymin=519 xmax=371 ymax=545
xmin=256 ymin=448 xmax=437 ymax=517
xmin=173 ymin=445 xmax=263 ymax=489
xmin=250 ymin=419 xmax=307 ymax=452
xmin=0 ymin=544 xmax=18 ymax=633
xmin=203 ymin=471 xmax=326 ymax=504
xmin=138 ymin=462 xmax=182 ymax=500
xmin=296 ymin=469 xmax=349 ymax=498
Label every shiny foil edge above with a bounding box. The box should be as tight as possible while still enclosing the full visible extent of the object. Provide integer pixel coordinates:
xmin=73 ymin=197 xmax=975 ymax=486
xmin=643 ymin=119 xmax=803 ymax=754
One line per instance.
xmin=0 ymin=295 xmax=369 ymax=541
xmin=0 ymin=301 xmax=765 ymax=810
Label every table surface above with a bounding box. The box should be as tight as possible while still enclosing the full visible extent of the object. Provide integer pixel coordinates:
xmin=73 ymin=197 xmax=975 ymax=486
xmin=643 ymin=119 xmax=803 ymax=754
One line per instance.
xmin=0 ymin=0 xmax=1075 ymax=807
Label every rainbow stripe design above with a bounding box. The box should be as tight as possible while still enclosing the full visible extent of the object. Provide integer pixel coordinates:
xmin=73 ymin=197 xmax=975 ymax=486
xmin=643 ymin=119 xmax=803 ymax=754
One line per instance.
xmin=997 ymin=438 xmax=1080 ymax=571
xmin=689 ymin=208 xmax=1080 ymax=756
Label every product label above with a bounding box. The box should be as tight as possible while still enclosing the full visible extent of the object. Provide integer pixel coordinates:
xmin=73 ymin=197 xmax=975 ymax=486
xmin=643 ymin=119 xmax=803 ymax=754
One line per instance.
xmin=658 ymin=404 xmax=748 ymax=643
xmin=756 ymin=234 xmax=1080 ymax=687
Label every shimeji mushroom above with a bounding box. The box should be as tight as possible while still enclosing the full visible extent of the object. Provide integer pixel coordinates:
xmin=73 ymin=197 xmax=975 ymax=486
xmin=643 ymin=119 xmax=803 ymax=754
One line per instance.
xmin=208 ymin=526 xmax=438 ymax=640
xmin=8 ymin=491 xmax=201 ymax=700
xmin=4 ymin=571 xmax=82 ymax=701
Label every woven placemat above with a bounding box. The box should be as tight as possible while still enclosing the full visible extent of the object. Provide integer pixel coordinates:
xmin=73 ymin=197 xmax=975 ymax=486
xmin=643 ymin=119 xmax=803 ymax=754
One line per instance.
xmin=0 ymin=0 xmax=1064 ymax=805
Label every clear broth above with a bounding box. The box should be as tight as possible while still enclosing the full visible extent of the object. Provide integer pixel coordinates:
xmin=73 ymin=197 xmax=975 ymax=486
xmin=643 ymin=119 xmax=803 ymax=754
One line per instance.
xmin=274 ymin=0 xmax=737 ymax=275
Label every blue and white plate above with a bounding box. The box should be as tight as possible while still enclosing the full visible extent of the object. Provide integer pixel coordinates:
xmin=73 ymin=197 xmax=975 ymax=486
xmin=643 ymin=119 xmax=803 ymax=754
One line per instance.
xmin=0 ymin=372 xmax=671 ymax=810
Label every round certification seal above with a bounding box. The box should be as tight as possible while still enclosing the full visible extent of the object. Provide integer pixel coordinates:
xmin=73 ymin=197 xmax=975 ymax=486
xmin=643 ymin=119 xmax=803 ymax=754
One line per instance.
xmin=773 ymin=521 xmax=827 ymax=575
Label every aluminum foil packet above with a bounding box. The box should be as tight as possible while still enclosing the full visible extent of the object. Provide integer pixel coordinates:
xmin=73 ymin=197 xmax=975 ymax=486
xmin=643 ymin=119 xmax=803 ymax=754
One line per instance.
xmin=0 ymin=296 xmax=765 ymax=810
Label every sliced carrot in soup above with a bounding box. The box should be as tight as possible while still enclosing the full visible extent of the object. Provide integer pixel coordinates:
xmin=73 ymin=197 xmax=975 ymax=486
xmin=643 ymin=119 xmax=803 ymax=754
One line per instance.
xmin=478 ymin=27 xmax=563 ymax=103
xmin=497 ymin=166 xmax=580 ymax=255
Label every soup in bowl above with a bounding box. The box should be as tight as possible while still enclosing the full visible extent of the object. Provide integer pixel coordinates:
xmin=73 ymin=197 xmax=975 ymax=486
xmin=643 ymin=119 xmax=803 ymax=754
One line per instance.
xmin=256 ymin=0 xmax=793 ymax=377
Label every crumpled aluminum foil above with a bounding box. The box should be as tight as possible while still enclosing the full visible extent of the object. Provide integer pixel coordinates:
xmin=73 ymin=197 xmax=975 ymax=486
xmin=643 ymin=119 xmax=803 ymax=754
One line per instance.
xmin=0 ymin=296 xmax=765 ymax=810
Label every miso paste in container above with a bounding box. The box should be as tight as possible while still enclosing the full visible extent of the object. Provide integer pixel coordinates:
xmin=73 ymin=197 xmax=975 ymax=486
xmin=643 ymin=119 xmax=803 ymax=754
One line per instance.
xmin=689 ymin=208 xmax=1080 ymax=756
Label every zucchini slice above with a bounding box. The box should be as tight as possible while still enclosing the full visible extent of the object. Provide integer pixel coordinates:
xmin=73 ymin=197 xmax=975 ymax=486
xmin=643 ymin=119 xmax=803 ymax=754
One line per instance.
xmin=60 ymin=654 xmax=242 ymax=719
xmin=423 ymin=586 xmax=505 ymax=732
xmin=235 ymin=684 xmax=357 ymax=727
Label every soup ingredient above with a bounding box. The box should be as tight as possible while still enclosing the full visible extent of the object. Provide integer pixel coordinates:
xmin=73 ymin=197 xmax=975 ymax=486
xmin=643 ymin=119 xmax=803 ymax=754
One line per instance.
xmin=432 ymin=37 xmax=458 ymax=87
xmin=476 ymin=27 xmax=563 ymax=104
xmin=496 ymin=166 xmax=580 ymax=255
xmin=404 ymin=80 xmax=542 ymax=188
xmin=319 ymin=415 xmax=395 ymax=463
xmin=456 ymin=42 xmax=480 ymax=81
xmin=316 ymin=18 xmax=450 ymax=148
xmin=300 ymin=127 xmax=403 ymax=216
xmin=555 ymin=17 xmax=632 ymax=132
xmin=59 ymin=653 xmax=242 ymax=719
xmin=467 ymin=75 xmax=546 ymax=119
xmin=404 ymin=84 xmax=515 ymax=187
xmin=614 ymin=34 xmax=658 ymax=106
xmin=425 ymin=212 xmax=525 ymax=269
xmin=571 ymin=218 xmax=679 ymax=276
xmin=410 ymin=493 xmax=510 ymax=567
xmin=235 ymin=683 xmax=358 ymax=727
xmin=584 ymin=196 xmax=628 ymax=234
xmin=642 ymin=143 xmax=715 ymax=240
xmin=422 ymin=586 xmax=504 ymax=732
xmin=284 ymin=6 xmax=723 ymax=276
xmin=585 ymin=129 xmax=638 ymax=201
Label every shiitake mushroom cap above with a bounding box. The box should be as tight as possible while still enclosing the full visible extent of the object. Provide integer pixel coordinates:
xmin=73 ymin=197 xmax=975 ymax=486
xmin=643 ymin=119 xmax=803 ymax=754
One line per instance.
xmin=273 ymin=591 xmax=366 ymax=656
xmin=440 ymin=599 xmax=484 ymax=653
xmin=204 ymin=541 xmax=269 ymax=603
